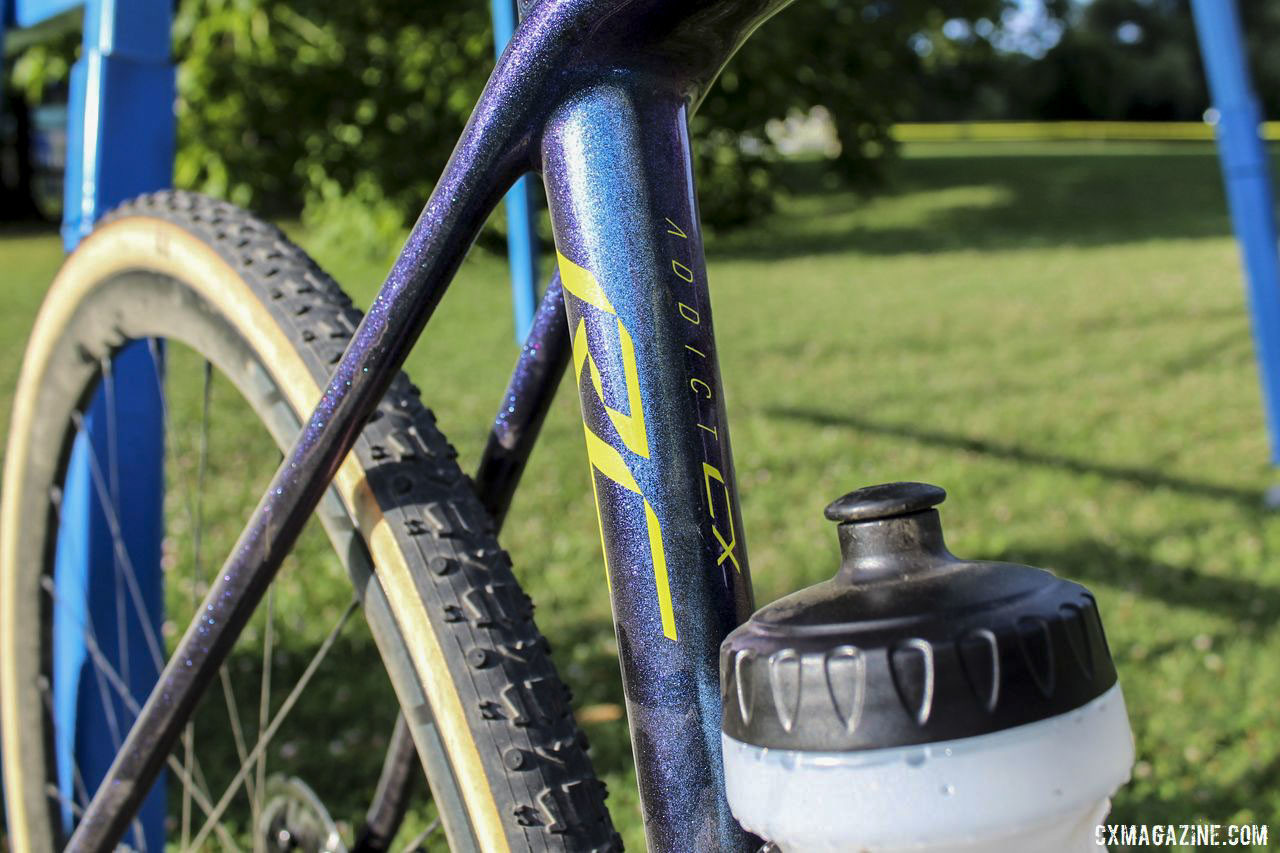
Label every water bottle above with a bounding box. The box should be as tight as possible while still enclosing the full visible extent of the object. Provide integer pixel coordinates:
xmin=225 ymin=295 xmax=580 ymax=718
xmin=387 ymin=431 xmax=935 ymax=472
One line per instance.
xmin=720 ymin=483 xmax=1134 ymax=852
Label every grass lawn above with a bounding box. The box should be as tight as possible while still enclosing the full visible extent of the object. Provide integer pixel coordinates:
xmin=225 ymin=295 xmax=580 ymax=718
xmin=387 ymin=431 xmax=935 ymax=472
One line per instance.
xmin=2 ymin=140 xmax=1277 ymax=849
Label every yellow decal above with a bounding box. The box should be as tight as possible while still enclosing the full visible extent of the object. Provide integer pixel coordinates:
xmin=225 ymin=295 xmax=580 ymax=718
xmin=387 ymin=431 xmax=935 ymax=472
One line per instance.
xmin=702 ymin=463 xmax=741 ymax=573
xmin=608 ymin=322 xmax=650 ymax=458
xmin=560 ymin=250 xmax=617 ymax=314
xmin=645 ymin=502 xmax=676 ymax=640
xmin=558 ymin=250 xmax=677 ymax=640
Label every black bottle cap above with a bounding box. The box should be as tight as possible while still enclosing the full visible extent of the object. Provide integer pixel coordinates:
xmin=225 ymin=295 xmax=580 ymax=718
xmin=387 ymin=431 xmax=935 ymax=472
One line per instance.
xmin=721 ymin=482 xmax=1118 ymax=751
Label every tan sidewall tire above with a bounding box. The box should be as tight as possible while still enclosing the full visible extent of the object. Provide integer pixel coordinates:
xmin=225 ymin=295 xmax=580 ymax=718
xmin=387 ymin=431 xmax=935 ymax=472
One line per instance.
xmin=1 ymin=214 xmax=508 ymax=851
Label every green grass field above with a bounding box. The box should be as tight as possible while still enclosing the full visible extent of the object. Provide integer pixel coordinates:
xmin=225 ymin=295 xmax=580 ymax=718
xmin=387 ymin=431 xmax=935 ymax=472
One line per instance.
xmin=2 ymin=141 xmax=1277 ymax=849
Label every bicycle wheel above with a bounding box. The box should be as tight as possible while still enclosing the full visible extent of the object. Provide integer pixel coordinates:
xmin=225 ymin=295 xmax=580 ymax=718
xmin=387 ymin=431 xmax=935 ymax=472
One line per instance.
xmin=1 ymin=191 xmax=617 ymax=851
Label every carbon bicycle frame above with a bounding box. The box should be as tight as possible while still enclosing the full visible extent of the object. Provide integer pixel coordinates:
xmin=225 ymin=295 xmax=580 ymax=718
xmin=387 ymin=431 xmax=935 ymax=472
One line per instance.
xmin=69 ymin=0 xmax=793 ymax=849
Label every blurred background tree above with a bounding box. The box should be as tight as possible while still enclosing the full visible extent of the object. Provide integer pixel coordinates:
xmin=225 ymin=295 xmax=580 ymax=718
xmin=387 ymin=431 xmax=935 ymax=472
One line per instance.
xmin=694 ymin=0 xmax=1007 ymax=225
xmin=917 ymin=0 xmax=1280 ymax=122
xmin=3 ymin=0 xmax=1279 ymax=238
xmin=169 ymin=0 xmax=1009 ymax=237
xmin=2 ymin=0 xmax=1008 ymax=238
xmin=171 ymin=0 xmax=494 ymax=250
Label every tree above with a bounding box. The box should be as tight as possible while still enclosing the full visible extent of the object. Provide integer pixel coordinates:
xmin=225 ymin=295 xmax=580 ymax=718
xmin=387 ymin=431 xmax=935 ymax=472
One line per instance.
xmin=0 ymin=88 xmax=43 ymax=220
xmin=913 ymin=0 xmax=1280 ymax=124
xmin=1017 ymin=0 xmax=1206 ymax=121
xmin=6 ymin=0 xmax=1010 ymax=235
xmin=174 ymin=0 xmax=1009 ymax=233
xmin=696 ymin=0 xmax=1010 ymax=221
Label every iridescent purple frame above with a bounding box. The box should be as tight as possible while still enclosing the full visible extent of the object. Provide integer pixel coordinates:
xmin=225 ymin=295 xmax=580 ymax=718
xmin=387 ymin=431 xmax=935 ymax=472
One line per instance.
xmin=69 ymin=0 xmax=794 ymax=848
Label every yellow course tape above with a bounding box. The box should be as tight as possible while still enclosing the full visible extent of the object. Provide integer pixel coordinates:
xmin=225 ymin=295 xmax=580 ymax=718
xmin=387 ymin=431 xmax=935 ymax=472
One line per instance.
xmin=891 ymin=120 xmax=1280 ymax=143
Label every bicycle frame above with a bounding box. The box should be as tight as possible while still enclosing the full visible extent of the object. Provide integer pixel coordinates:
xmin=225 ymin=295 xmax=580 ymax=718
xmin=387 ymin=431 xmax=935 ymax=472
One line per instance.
xmin=69 ymin=0 xmax=793 ymax=849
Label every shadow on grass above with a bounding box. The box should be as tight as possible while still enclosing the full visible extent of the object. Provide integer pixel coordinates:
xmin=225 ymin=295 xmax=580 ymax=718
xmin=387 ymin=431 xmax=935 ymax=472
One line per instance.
xmin=993 ymin=539 xmax=1279 ymax=628
xmin=767 ymin=405 xmax=1262 ymax=510
xmin=711 ymin=148 xmax=1258 ymax=259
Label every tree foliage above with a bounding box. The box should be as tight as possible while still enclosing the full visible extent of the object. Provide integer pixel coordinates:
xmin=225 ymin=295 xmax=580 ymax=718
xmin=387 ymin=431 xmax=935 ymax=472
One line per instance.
xmin=10 ymin=1 xmax=1280 ymax=233
xmin=6 ymin=0 xmax=1010 ymax=233
xmin=915 ymin=0 xmax=1280 ymax=123
xmin=702 ymin=0 xmax=1008 ymax=184
xmin=1015 ymin=0 xmax=1210 ymax=121
xmin=173 ymin=0 xmax=493 ymax=224
xmin=173 ymin=0 xmax=1009 ymax=233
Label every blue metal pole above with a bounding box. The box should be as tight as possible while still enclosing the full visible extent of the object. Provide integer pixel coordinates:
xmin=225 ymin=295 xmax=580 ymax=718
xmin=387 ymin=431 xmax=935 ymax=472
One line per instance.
xmin=492 ymin=0 xmax=540 ymax=341
xmin=53 ymin=345 xmax=166 ymax=849
xmin=25 ymin=0 xmax=174 ymax=842
xmin=62 ymin=0 xmax=175 ymax=245
xmin=1190 ymin=0 xmax=1280 ymax=464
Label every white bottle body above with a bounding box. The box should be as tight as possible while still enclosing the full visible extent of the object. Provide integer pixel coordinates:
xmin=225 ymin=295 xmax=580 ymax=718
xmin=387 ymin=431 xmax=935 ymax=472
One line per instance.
xmin=723 ymin=683 xmax=1134 ymax=853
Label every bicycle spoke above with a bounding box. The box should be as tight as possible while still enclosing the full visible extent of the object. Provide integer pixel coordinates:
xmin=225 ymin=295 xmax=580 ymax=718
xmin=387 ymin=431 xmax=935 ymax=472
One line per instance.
xmin=44 ymin=784 xmax=84 ymax=821
xmin=70 ymin=763 xmax=90 ymax=817
xmin=146 ymin=340 xmax=213 ymax=578
xmin=181 ymin=358 xmax=214 ymax=852
xmin=39 ymin=577 xmax=238 ymax=850
xmin=400 ymin=816 xmax=442 ymax=853
xmin=255 ymin=584 xmax=276 ymax=846
xmin=149 ymin=340 xmax=217 ymax=849
xmin=42 ymin=577 xmax=141 ymax=722
xmin=149 ymin=352 xmax=240 ymax=850
xmin=38 ymin=633 xmax=149 ymax=852
xmin=39 ymin=678 xmax=96 ymax=818
xmin=179 ymin=724 xmax=194 ymax=848
xmin=48 ymin=427 xmax=241 ymax=848
xmin=189 ymin=598 xmax=359 ymax=851
xmin=191 ymin=358 xmax=214 ymax=587
xmin=63 ymin=350 xmax=350 ymax=850
xmin=68 ymin=409 xmax=166 ymax=673
xmin=100 ymin=357 xmax=132 ymax=693
xmin=101 ymin=357 xmax=142 ymax=853
xmin=155 ymin=344 xmax=272 ymax=844
xmin=87 ymin=640 xmax=126 ymax=750
xmin=219 ymin=665 xmax=257 ymax=808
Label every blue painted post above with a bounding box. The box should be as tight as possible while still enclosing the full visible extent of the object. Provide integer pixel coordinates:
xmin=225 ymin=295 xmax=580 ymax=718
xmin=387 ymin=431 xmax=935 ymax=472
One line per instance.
xmin=61 ymin=0 xmax=175 ymax=245
xmin=53 ymin=344 xmax=166 ymax=849
xmin=10 ymin=0 xmax=174 ymax=843
xmin=492 ymin=0 xmax=540 ymax=341
xmin=1190 ymin=0 xmax=1280 ymax=465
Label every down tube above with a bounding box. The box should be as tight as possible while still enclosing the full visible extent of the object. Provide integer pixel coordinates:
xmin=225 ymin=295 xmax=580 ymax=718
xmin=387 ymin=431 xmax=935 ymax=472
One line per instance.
xmin=542 ymin=85 xmax=757 ymax=851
